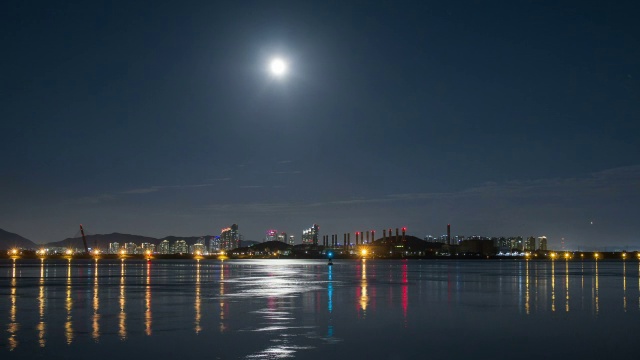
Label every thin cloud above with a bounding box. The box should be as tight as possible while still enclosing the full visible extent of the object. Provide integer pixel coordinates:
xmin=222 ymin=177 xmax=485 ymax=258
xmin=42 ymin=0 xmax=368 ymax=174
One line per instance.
xmin=73 ymin=194 xmax=116 ymax=204
xmin=122 ymin=182 xmax=229 ymax=195
xmin=201 ymin=164 xmax=640 ymax=214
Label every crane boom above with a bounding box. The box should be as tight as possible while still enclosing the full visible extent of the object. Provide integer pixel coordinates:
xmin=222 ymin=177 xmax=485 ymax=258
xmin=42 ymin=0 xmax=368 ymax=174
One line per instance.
xmin=80 ymin=224 xmax=89 ymax=254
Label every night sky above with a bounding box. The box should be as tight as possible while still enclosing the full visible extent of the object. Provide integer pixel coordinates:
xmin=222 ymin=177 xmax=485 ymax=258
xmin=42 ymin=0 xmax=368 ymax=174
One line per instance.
xmin=1 ymin=1 xmax=638 ymax=249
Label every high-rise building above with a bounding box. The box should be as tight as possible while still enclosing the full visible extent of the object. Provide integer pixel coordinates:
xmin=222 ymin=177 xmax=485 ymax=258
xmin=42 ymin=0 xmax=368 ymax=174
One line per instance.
xmin=496 ymin=237 xmax=511 ymax=253
xmin=509 ymin=236 xmax=524 ymax=251
xmin=141 ymin=243 xmax=155 ymax=254
xmin=173 ymin=240 xmax=188 ymax=254
xmin=538 ymin=236 xmax=548 ymax=251
xmin=277 ymin=232 xmax=287 ymax=243
xmin=266 ymin=229 xmax=278 ymax=242
xmin=288 ymin=235 xmax=295 ymax=246
xmin=158 ymin=240 xmax=171 ymax=254
xmin=209 ymin=236 xmax=221 ymax=253
xmin=302 ymin=224 xmax=319 ymax=245
xmin=189 ymin=237 xmax=206 ymax=254
xmin=221 ymin=224 xmax=239 ymax=250
xmin=524 ymin=237 xmax=536 ymax=251
xmin=125 ymin=242 xmax=137 ymax=254
xmin=109 ymin=242 xmax=120 ymax=254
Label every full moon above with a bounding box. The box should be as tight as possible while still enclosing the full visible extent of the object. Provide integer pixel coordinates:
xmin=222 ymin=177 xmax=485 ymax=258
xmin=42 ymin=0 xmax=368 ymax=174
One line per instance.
xmin=269 ymin=58 xmax=288 ymax=77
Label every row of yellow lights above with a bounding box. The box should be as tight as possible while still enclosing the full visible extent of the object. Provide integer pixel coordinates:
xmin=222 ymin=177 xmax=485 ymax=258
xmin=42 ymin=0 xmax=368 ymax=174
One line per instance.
xmin=11 ymin=248 xmax=638 ymax=259
xmin=10 ymin=249 xmax=220 ymax=257
xmin=542 ymin=252 xmax=640 ymax=260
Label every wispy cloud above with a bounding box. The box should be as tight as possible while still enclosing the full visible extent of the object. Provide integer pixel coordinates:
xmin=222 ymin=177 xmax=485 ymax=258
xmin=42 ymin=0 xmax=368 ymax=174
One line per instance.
xmin=122 ymin=181 xmax=231 ymax=195
xmin=200 ymin=165 xmax=640 ymax=214
xmin=73 ymin=179 xmax=234 ymax=204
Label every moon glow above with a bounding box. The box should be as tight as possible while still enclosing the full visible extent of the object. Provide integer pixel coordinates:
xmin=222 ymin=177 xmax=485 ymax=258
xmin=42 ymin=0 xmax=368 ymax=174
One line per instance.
xmin=269 ymin=58 xmax=288 ymax=77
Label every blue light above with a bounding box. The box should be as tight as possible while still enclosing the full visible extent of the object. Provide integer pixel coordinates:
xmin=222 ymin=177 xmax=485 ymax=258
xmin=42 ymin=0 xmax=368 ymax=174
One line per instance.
xmin=327 ymin=251 xmax=333 ymax=259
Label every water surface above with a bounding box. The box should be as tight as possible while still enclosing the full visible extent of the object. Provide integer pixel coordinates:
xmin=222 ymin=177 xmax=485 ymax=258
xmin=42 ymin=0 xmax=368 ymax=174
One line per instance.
xmin=1 ymin=259 xmax=638 ymax=359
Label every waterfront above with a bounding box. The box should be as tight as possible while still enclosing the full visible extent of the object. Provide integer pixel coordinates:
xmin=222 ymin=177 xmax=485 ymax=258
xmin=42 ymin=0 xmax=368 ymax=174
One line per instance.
xmin=1 ymin=259 xmax=639 ymax=359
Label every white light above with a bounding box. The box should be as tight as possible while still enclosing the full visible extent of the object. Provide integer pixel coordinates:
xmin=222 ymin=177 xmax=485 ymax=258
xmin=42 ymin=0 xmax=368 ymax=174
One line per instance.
xmin=269 ymin=58 xmax=287 ymax=77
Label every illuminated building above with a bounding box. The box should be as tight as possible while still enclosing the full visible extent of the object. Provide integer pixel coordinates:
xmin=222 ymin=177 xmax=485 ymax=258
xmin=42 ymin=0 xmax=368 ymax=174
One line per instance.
xmin=188 ymin=237 xmax=206 ymax=254
xmin=277 ymin=232 xmax=287 ymax=243
xmin=173 ymin=240 xmax=188 ymax=254
xmin=524 ymin=236 xmax=536 ymax=251
xmin=109 ymin=242 xmax=120 ymax=254
xmin=209 ymin=236 xmax=221 ymax=253
xmin=538 ymin=236 xmax=548 ymax=251
xmin=509 ymin=236 xmax=524 ymax=251
xmin=496 ymin=237 xmax=511 ymax=253
xmin=158 ymin=240 xmax=170 ymax=254
xmin=221 ymin=224 xmax=239 ymax=250
xmin=265 ymin=229 xmax=278 ymax=242
xmin=141 ymin=243 xmax=155 ymax=254
xmin=288 ymin=235 xmax=295 ymax=246
xmin=125 ymin=242 xmax=137 ymax=254
xmin=302 ymin=224 xmax=319 ymax=245
xmin=191 ymin=243 xmax=206 ymax=255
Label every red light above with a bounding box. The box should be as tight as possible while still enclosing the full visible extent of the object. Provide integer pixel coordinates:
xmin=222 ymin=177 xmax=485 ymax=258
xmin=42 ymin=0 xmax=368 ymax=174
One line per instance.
xmin=402 ymin=227 xmax=406 ymax=231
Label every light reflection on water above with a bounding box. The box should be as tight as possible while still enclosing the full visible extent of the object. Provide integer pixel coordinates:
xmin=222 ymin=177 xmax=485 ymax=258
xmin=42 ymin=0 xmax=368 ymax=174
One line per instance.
xmin=1 ymin=259 xmax=640 ymax=359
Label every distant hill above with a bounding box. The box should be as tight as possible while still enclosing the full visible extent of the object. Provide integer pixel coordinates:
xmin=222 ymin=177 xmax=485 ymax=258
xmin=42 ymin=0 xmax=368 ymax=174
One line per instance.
xmin=45 ymin=233 xmax=160 ymax=250
xmin=160 ymin=235 xmax=217 ymax=244
xmin=44 ymin=233 xmax=220 ymax=250
xmin=0 ymin=228 xmax=38 ymax=250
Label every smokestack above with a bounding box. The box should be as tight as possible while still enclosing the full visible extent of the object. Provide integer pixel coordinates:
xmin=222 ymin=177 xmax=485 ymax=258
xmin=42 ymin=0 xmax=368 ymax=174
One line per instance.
xmin=371 ymin=230 xmax=375 ymax=242
xmin=348 ymin=232 xmax=351 ymax=249
xmin=447 ymin=224 xmax=451 ymax=245
xmin=343 ymin=233 xmax=347 ymax=248
xmin=395 ymin=228 xmax=399 ymax=242
xmin=383 ymin=229 xmax=387 ymax=242
xmin=366 ymin=231 xmax=370 ymax=244
xmin=402 ymin=227 xmax=406 ymax=242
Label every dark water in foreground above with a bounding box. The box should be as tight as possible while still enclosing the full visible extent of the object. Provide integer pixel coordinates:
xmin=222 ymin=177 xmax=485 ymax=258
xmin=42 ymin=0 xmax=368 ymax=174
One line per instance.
xmin=1 ymin=259 xmax=638 ymax=359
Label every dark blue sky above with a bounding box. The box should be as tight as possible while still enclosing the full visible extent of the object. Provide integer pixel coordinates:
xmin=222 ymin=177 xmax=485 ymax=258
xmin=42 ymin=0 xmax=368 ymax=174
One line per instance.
xmin=1 ymin=1 xmax=638 ymax=249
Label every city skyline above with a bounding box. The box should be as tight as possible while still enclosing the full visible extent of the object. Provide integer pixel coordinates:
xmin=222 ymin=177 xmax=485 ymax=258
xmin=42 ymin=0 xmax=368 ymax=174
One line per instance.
xmin=1 ymin=1 xmax=638 ymax=249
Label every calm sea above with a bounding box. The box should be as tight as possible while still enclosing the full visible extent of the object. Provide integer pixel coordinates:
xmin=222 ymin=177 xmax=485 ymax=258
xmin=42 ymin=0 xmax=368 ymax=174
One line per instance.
xmin=1 ymin=258 xmax=638 ymax=359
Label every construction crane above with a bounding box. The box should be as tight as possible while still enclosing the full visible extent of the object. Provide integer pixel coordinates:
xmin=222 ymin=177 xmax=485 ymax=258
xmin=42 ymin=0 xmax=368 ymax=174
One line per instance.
xmin=80 ymin=224 xmax=89 ymax=254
